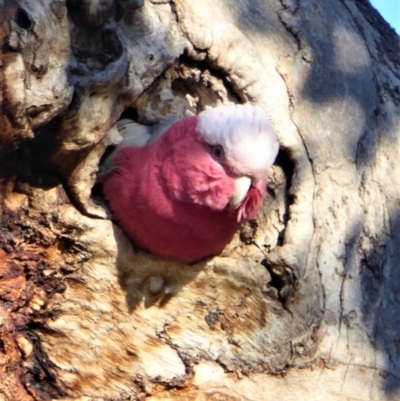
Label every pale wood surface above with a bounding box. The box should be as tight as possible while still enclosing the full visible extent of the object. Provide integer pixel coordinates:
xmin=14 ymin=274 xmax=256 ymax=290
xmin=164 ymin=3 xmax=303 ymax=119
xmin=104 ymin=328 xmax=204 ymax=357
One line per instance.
xmin=0 ymin=0 xmax=399 ymax=400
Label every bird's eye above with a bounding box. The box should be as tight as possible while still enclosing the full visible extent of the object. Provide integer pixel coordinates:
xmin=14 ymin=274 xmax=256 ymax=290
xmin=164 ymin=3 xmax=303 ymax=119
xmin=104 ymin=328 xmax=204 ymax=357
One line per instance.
xmin=211 ymin=145 xmax=224 ymax=161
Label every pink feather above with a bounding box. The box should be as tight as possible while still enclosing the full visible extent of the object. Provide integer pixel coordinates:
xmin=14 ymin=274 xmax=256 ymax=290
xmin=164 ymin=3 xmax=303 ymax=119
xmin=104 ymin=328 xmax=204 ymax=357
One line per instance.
xmin=102 ymin=107 xmax=277 ymax=263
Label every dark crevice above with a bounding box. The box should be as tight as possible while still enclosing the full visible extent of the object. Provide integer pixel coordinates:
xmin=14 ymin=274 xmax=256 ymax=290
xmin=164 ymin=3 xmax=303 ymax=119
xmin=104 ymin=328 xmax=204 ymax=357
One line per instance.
xmin=91 ymin=106 xmax=138 ymax=198
xmin=70 ymin=24 xmax=124 ymax=71
xmin=101 ymin=29 xmax=123 ymax=63
xmin=91 ymin=181 xmax=107 ymax=199
xmin=172 ymin=55 xmax=244 ymax=106
xmin=15 ymin=9 xmax=33 ymax=30
xmin=0 ymin=118 xmax=62 ymax=190
xmin=275 ymin=147 xmax=295 ymax=196
xmin=281 ymin=0 xmax=299 ymax=14
xmin=21 ymin=330 xmax=69 ymax=400
xmin=262 ymin=260 xmax=297 ymax=305
xmin=120 ymin=106 xmax=139 ymax=121
xmin=274 ymin=147 xmax=295 ymax=246
xmin=277 ymin=9 xmax=303 ymax=52
xmin=204 ymin=311 xmax=220 ymax=330
xmin=64 ymin=85 xmax=85 ymax=120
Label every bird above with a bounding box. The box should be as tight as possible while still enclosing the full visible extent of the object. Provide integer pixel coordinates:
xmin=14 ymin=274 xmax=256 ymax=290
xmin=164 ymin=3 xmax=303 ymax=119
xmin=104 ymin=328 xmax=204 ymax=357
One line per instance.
xmin=101 ymin=104 xmax=279 ymax=263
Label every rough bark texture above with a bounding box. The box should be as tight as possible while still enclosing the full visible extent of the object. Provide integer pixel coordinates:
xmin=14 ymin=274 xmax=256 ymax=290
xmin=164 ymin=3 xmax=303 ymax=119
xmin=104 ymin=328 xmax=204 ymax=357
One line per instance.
xmin=0 ymin=0 xmax=399 ymax=400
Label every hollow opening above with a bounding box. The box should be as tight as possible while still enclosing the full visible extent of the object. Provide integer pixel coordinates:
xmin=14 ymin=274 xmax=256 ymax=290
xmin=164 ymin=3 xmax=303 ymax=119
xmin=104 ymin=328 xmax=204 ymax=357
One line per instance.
xmin=273 ymin=147 xmax=295 ymax=246
xmin=119 ymin=106 xmax=139 ymax=121
xmin=92 ymin=106 xmax=140 ymax=198
xmin=262 ymin=260 xmax=297 ymax=304
xmin=65 ymin=86 xmax=84 ymax=120
xmin=0 ymin=118 xmax=61 ymax=190
xmin=15 ymin=9 xmax=33 ymax=30
xmin=274 ymin=147 xmax=295 ymax=197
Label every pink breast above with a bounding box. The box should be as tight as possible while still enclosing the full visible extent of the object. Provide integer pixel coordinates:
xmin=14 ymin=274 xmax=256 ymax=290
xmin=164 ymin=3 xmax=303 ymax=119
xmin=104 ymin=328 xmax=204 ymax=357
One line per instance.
xmin=102 ymin=118 xmax=266 ymax=263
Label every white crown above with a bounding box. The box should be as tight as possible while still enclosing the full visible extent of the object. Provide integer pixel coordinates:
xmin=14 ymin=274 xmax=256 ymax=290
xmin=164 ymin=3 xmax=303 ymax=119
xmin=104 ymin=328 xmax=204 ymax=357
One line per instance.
xmin=196 ymin=104 xmax=279 ymax=174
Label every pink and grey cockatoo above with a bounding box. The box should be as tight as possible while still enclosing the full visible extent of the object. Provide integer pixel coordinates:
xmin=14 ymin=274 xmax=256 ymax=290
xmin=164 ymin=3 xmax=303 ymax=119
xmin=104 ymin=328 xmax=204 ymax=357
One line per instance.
xmin=101 ymin=104 xmax=279 ymax=263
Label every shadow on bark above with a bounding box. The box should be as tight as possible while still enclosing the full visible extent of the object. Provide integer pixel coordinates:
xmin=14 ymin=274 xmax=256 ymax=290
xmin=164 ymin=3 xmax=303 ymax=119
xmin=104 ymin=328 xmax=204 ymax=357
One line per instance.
xmin=361 ymin=209 xmax=400 ymax=393
xmin=231 ymin=0 xmax=399 ymax=166
xmin=112 ymin=223 xmax=206 ymax=313
xmin=231 ymin=0 xmax=400 ymax=394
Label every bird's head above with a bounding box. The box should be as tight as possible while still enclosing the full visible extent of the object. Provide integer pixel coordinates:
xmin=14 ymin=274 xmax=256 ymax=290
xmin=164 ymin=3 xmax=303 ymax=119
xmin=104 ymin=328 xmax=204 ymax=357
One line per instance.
xmin=160 ymin=104 xmax=279 ymax=222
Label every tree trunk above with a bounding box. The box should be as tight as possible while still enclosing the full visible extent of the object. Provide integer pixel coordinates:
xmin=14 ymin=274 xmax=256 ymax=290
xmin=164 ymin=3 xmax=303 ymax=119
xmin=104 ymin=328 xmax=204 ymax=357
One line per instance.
xmin=0 ymin=0 xmax=399 ymax=400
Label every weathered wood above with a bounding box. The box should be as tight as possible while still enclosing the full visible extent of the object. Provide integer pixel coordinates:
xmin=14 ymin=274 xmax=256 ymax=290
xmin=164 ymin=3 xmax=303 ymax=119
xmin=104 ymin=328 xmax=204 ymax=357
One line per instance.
xmin=0 ymin=0 xmax=399 ymax=400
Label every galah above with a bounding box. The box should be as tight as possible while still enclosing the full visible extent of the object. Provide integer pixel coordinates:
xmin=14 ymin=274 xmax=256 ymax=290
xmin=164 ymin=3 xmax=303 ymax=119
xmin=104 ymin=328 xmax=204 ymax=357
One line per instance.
xmin=101 ymin=104 xmax=279 ymax=263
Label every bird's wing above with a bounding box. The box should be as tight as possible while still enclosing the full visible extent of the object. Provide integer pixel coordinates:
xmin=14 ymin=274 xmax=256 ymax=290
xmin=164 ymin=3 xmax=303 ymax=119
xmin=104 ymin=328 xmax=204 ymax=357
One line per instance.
xmin=97 ymin=117 xmax=179 ymax=180
xmin=116 ymin=119 xmax=153 ymax=148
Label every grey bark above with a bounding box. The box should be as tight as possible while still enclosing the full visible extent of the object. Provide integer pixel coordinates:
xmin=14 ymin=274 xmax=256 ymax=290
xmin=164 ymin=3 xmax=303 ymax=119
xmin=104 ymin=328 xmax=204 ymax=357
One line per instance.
xmin=0 ymin=0 xmax=399 ymax=400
